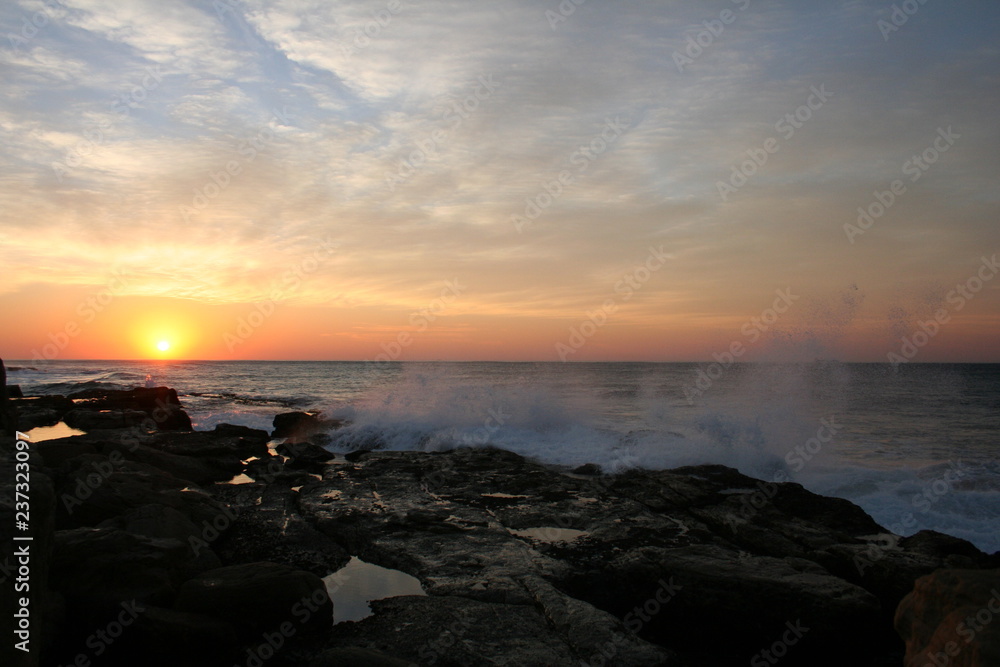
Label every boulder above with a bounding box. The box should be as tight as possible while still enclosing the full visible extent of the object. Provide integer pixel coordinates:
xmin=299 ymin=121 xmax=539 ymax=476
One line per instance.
xmin=310 ymin=647 xmax=429 ymax=667
xmin=330 ymin=594 xmax=673 ymax=666
xmin=52 ymin=454 xmax=230 ymax=530
xmin=34 ymin=438 xmax=98 ymax=468
xmin=142 ymin=429 xmax=269 ymax=460
xmin=211 ymin=422 xmax=271 ymax=446
xmin=116 ymin=606 xmax=240 ymax=667
xmin=64 ymin=408 xmax=150 ymax=431
xmin=277 ymin=441 xmax=335 ymax=470
xmin=895 ymin=569 xmax=1000 ymax=667
xmin=210 ymin=480 xmax=350 ymax=576
xmin=98 ymin=439 xmax=244 ymax=485
xmin=97 ymin=504 xmax=223 ymax=571
xmin=67 ymin=387 xmax=192 ymax=431
xmin=51 ymin=528 xmax=210 ymax=610
xmin=174 ymin=561 xmax=333 ymax=634
xmin=9 ymin=395 xmax=74 ymax=430
xmin=272 ymin=411 xmax=341 ymax=441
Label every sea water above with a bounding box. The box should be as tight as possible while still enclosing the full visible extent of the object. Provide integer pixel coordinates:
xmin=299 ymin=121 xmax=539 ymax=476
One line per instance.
xmin=9 ymin=360 xmax=999 ymax=554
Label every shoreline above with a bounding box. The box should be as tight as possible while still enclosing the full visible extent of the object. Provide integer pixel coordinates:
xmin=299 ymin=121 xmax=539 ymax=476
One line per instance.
xmin=1 ymin=375 xmax=998 ymax=666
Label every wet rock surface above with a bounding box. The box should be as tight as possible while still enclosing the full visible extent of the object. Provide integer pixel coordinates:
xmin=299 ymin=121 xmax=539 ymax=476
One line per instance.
xmin=300 ymin=449 xmax=996 ymax=666
xmin=895 ymin=568 xmax=1000 ymax=667
xmin=4 ymin=376 xmax=997 ymax=666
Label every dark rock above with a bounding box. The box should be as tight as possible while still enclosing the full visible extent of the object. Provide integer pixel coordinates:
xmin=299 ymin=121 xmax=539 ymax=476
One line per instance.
xmin=899 ymin=530 xmax=991 ymax=562
xmin=97 ymin=504 xmax=223 ymax=571
xmin=210 ymin=480 xmax=349 ymax=577
xmin=311 ymin=432 xmax=333 ymax=446
xmin=100 ymin=439 xmax=244 ymax=485
xmin=572 ymin=463 xmax=602 ymax=475
xmin=244 ymin=453 xmax=287 ymax=482
xmin=51 ymin=527 xmax=212 ymax=610
xmin=310 ymin=647 xmax=412 ymax=667
xmin=64 ymin=408 xmax=150 ymax=431
xmin=297 ymin=449 xmax=991 ymax=665
xmin=9 ymin=395 xmax=74 ymax=430
xmin=278 ymin=441 xmax=335 ymax=470
xmin=329 ymin=594 xmax=673 ymax=666
xmin=34 ymin=438 xmax=98 ymax=467
xmin=142 ymin=429 xmax=270 ymax=460
xmin=211 ymin=422 xmax=271 ymax=446
xmin=7 ymin=384 xmax=23 ymax=398
xmin=42 ymin=430 xmax=251 ymax=487
xmin=272 ymin=411 xmax=341 ymax=441
xmin=67 ymin=387 xmax=193 ymax=431
xmin=895 ymin=568 xmax=1000 ymax=667
xmin=174 ymin=561 xmax=333 ymax=635
xmin=116 ymin=606 xmax=241 ymax=667
xmin=51 ymin=451 xmax=230 ymax=529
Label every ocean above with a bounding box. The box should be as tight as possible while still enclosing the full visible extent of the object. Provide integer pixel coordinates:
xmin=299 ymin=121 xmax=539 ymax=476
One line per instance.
xmin=8 ymin=360 xmax=999 ymax=554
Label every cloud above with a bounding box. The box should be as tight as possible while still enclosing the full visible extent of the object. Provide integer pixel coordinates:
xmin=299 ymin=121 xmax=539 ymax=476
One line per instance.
xmin=0 ymin=0 xmax=998 ymax=360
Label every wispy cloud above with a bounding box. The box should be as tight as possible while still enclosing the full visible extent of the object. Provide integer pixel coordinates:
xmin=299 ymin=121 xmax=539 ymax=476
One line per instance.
xmin=1 ymin=0 xmax=998 ymax=359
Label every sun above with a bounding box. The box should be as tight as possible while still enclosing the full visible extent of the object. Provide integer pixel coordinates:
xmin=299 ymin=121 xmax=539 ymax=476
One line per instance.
xmin=156 ymin=340 xmax=171 ymax=352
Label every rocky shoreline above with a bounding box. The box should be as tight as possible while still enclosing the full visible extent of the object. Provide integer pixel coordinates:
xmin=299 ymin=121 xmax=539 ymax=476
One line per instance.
xmin=1 ymin=371 xmax=998 ymax=666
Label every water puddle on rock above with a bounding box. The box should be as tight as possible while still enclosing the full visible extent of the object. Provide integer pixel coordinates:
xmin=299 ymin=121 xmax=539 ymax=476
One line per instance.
xmin=510 ymin=527 xmax=588 ymax=543
xmin=23 ymin=422 xmax=86 ymax=442
xmin=324 ymin=556 xmax=426 ymax=624
xmin=226 ymin=473 xmax=255 ymax=485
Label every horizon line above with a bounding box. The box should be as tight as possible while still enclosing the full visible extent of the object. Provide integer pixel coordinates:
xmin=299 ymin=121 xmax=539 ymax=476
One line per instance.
xmin=6 ymin=359 xmax=1000 ymax=365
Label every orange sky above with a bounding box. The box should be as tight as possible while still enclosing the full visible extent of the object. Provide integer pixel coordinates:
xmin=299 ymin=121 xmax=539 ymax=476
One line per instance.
xmin=3 ymin=279 xmax=999 ymax=363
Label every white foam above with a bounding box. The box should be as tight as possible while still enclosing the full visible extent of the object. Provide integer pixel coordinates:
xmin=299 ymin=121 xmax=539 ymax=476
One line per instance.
xmin=314 ymin=365 xmax=1000 ymax=555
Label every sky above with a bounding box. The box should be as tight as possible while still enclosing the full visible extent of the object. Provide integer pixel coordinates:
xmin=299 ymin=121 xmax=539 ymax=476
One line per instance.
xmin=1 ymin=0 xmax=998 ymax=362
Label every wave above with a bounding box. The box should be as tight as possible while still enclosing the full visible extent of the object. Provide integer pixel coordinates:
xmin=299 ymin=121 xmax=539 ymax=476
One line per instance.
xmin=303 ymin=367 xmax=1000 ymax=554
